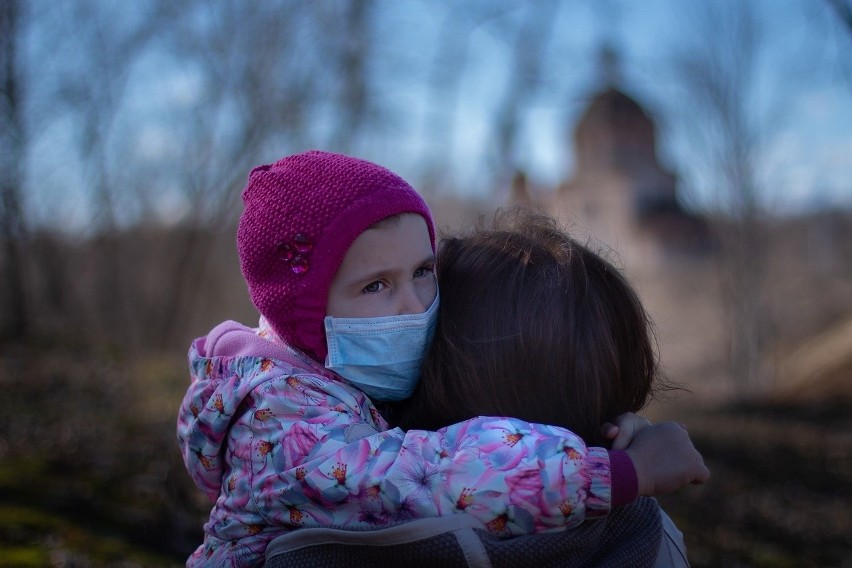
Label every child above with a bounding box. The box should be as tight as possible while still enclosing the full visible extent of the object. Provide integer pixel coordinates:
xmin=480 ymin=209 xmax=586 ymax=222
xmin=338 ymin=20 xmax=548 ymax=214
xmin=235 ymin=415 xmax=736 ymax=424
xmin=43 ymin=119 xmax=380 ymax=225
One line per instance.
xmin=177 ymin=151 xmax=708 ymax=567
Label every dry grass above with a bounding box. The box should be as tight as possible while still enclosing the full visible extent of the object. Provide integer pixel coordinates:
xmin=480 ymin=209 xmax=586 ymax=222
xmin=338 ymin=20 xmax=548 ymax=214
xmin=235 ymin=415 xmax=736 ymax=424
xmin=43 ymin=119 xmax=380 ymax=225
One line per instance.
xmin=0 ymin=340 xmax=203 ymax=566
xmin=659 ymin=400 xmax=852 ymax=567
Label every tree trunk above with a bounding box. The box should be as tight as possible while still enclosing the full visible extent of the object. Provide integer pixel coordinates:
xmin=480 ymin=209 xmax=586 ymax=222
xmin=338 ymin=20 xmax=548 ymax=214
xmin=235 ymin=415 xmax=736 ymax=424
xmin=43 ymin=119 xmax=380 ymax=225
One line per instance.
xmin=0 ymin=0 xmax=29 ymax=341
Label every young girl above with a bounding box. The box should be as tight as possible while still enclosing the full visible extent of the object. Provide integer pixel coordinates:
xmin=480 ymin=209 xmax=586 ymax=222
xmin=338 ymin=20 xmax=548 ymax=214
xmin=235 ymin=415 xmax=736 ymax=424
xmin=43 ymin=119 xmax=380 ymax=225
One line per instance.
xmin=177 ymin=151 xmax=707 ymax=567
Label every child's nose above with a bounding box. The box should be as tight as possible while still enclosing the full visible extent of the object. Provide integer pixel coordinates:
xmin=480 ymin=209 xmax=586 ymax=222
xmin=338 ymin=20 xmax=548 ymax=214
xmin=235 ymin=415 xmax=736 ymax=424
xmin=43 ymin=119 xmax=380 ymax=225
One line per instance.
xmin=397 ymin=285 xmax=429 ymax=315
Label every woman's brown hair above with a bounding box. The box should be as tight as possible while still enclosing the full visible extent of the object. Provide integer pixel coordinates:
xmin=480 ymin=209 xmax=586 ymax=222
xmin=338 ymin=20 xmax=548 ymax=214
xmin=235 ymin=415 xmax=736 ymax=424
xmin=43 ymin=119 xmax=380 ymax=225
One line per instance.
xmin=393 ymin=209 xmax=660 ymax=446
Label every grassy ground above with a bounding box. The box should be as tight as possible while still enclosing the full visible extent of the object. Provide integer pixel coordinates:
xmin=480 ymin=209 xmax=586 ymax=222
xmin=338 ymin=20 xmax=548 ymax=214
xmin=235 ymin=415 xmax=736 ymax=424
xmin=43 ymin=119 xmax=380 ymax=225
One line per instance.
xmin=658 ymin=400 xmax=852 ymax=567
xmin=0 ymin=341 xmax=850 ymax=567
xmin=0 ymin=341 xmax=203 ymax=567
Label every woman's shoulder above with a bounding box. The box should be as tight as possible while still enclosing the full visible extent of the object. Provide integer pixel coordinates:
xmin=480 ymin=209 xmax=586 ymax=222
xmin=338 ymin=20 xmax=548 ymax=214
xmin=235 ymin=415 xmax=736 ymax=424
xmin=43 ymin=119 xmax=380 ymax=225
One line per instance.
xmin=654 ymin=508 xmax=689 ymax=568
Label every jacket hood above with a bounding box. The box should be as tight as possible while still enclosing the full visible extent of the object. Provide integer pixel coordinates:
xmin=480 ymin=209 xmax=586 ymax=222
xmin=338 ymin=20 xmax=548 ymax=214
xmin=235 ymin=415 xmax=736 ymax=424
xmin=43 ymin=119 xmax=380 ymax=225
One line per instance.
xmin=176 ymin=329 xmax=336 ymax=501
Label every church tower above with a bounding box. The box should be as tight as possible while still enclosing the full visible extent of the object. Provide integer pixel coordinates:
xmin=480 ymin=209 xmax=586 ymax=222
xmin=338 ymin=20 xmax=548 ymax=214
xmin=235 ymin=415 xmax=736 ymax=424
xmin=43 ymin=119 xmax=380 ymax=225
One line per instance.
xmin=512 ymin=48 xmax=708 ymax=265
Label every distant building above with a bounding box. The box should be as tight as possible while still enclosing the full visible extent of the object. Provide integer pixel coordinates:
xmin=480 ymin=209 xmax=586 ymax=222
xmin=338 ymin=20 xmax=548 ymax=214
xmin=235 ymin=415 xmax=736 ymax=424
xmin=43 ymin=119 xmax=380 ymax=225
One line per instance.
xmin=506 ymin=81 xmax=725 ymax=399
xmin=510 ymin=85 xmax=709 ymax=266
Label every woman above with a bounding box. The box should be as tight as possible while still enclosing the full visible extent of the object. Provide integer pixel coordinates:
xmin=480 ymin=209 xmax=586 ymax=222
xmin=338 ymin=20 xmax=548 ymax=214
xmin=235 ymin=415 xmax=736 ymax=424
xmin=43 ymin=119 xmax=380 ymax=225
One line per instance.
xmin=264 ymin=209 xmax=704 ymax=567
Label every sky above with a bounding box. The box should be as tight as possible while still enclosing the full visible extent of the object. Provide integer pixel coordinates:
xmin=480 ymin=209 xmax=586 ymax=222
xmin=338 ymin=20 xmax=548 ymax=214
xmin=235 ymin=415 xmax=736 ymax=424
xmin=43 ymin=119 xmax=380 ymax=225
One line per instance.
xmin=18 ymin=0 xmax=852 ymax=232
xmin=409 ymin=0 xmax=852 ymax=213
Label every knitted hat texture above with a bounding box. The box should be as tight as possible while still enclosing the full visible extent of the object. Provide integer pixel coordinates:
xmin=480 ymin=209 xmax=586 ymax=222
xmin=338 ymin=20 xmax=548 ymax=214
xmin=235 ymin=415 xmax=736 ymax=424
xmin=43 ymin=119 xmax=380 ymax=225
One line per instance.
xmin=237 ymin=150 xmax=435 ymax=363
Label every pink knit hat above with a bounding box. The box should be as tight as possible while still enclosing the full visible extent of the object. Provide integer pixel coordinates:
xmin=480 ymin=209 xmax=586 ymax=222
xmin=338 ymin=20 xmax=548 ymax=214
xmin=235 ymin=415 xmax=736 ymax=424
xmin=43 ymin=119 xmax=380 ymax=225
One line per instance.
xmin=238 ymin=150 xmax=435 ymax=363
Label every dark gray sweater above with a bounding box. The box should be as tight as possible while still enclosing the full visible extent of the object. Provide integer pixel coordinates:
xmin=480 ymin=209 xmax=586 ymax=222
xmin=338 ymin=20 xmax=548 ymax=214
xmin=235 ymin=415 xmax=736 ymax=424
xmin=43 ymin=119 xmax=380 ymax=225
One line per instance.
xmin=264 ymin=496 xmax=664 ymax=568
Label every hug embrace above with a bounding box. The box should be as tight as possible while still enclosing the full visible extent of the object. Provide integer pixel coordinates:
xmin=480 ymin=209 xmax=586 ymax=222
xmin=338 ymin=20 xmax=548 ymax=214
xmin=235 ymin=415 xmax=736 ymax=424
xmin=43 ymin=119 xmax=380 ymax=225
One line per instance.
xmin=177 ymin=151 xmax=709 ymax=567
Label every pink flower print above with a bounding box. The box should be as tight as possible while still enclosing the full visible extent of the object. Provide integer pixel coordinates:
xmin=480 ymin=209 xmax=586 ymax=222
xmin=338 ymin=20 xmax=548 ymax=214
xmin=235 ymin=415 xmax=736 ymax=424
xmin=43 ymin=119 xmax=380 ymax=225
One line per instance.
xmin=257 ymin=440 xmax=275 ymax=458
xmin=193 ymin=449 xmax=216 ymax=471
xmin=281 ymin=422 xmax=320 ymax=466
xmin=313 ymin=440 xmax=372 ymax=502
xmin=393 ymin=459 xmax=441 ymax=504
xmin=355 ymin=484 xmax=391 ymax=526
xmin=285 ymin=375 xmax=326 ymax=405
xmin=456 ymin=487 xmax=475 ymax=511
xmin=485 ymin=512 xmax=510 ymax=534
xmin=212 ymin=393 xmax=229 ymax=417
xmin=245 ymin=523 xmax=263 ymax=536
xmin=254 ymin=408 xmax=274 ymax=421
xmin=224 ymin=471 xmax=252 ymax=510
xmin=478 ymin=431 xmax=529 ymax=471
xmin=563 ymin=446 xmax=582 ymax=462
xmin=505 ymin=467 xmax=545 ymax=517
xmin=395 ymin=493 xmax=421 ymax=519
xmin=363 ymin=405 xmax=389 ymax=430
xmin=358 ymin=509 xmax=391 ymax=526
xmin=331 ymin=462 xmax=348 ymax=485
xmin=288 ymin=505 xmax=304 ymax=525
xmin=503 ymin=431 xmax=524 ymax=447
xmin=260 ymin=358 xmax=274 ymax=372
xmin=363 ymin=483 xmax=381 ymax=500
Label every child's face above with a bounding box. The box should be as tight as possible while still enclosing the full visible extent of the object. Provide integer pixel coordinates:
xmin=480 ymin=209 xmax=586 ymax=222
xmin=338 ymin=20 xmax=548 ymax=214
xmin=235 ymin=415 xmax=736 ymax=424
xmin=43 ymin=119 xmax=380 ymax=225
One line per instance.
xmin=326 ymin=213 xmax=436 ymax=319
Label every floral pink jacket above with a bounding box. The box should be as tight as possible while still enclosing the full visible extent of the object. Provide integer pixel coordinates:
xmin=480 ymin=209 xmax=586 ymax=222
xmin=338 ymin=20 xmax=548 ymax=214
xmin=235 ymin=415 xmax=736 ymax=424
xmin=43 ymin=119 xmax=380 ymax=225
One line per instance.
xmin=177 ymin=321 xmax=621 ymax=567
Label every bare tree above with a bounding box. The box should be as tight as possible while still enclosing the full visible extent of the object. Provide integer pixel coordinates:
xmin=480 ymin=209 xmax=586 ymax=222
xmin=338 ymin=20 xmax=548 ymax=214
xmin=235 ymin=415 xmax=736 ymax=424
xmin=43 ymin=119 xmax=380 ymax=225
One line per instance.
xmin=324 ymin=1 xmax=376 ymax=153
xmin=827 ymin=0 xmax=852 ymax=31
xmin=0 ymin=0 xmax=28 ymax=341
xmin=669 ymin=1 xmax=775 ymax=395
xmin=418 ymin=3 xmax=566 ymax=193
xmin=490 ymin=1 xmax=560 ymax=181
xmin=149 ymin=0 xmax=378 ymax=347
xmin=826 ymin=0 xmax=852 ymax=91
xmin=12 ymin=0 xmax=391 ymax=349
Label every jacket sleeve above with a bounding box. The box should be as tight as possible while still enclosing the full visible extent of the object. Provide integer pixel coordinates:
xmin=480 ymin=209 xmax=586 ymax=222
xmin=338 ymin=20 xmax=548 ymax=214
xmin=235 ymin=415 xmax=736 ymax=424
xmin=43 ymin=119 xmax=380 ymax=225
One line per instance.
xmin=246 ymin=377 xmax=613 ymax=534
xmin=181 ymin=356 xmax=616 ymax=565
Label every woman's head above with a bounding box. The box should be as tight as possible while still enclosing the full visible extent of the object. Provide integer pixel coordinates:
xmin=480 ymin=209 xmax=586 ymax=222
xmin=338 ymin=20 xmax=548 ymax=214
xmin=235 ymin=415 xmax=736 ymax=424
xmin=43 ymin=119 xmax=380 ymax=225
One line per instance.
xmin=397 ymin=209 xmax=658 ymax=445
xmin=238 ymin=150 xmax=435 ymax=362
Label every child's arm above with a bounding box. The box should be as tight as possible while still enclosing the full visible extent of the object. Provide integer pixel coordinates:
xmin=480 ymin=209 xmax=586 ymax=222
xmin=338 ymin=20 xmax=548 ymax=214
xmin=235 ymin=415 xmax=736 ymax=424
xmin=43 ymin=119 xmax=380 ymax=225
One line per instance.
xmin=260 ymin=413 xmax=613 ymax=534
xmin=180 ymin=346 xmax=706 ymax=564
xmin=247 ymin=382 xmax=709 ymax=533
xmin=265 ymin=413 xmax=708 ymax=534
xmin=180 ymin=352 xmax=614 ymax=533
xmin=182 ymin=326 xmax=619 ymax=531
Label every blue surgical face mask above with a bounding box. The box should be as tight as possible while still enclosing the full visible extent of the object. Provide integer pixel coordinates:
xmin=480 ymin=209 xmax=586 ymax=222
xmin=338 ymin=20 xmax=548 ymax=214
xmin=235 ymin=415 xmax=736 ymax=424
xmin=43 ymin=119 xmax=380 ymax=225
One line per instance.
xmin=324 ymin=293 xmax=439 ymax=402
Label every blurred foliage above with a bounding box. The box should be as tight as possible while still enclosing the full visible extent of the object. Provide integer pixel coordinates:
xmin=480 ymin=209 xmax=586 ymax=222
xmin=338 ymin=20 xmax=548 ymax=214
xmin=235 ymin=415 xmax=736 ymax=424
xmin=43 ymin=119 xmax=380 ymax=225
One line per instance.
xmin=0 ymin=340 xmax=205 ymax=566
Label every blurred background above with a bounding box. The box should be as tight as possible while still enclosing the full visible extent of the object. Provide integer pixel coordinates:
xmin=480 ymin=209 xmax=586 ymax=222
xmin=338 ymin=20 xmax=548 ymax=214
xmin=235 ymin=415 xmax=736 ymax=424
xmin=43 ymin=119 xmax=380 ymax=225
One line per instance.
xmin=1 ymin=0 xmax=851 ymax=566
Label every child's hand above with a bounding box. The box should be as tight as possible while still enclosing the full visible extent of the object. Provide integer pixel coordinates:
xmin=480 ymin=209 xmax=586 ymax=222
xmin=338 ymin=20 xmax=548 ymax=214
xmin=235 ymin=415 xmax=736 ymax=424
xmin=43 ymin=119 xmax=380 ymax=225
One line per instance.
xmin=601 ymin=413 xmax=652 ymax=450
xmin=625 ymin=421 xmax=710 ymax=497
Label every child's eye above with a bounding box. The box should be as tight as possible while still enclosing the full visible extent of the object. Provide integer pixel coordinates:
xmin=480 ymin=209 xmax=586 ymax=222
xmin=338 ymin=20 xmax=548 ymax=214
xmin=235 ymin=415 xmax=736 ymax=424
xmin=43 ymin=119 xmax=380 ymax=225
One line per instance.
xmin=413 ymin=265 xmax=434 ymax=279
xmin=363 ymin=281 xmax=386 ymax=294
